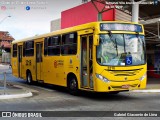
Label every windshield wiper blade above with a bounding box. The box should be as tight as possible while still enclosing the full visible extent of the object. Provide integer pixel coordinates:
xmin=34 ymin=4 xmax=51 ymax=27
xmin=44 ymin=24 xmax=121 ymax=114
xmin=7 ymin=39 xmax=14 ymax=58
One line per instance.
xmin=114 ymin=38 xmax=118 ymax=56
xmin=108 ymin=31 xmax=118 ymax=56
xmin=108 ymin=31 xmax=115 ymax=46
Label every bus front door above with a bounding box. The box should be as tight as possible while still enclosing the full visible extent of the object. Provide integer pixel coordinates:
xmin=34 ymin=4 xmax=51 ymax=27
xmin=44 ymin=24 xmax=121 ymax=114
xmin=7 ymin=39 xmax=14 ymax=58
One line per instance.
xmin=18 ymin=45 xmax=22 ymax=77
xmin=81 ymin=35 xmax=93 ymax=89
xmin=36 ymin=43 xmax=43 ymax=81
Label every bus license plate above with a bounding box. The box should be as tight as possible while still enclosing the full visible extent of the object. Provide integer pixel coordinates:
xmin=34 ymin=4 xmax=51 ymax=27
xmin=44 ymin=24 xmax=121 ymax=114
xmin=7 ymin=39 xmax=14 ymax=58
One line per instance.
xmin=122 ymin=84 xmax=130 ymax=89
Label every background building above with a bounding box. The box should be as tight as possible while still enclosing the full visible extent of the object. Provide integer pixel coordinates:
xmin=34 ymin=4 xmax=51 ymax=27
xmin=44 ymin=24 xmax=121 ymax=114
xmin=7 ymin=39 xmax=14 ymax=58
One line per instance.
xmin=0 ymin=31 xmax=14 ymax=63
xmin=50 ymin=1 xmax=131 ymax=32
xmin=50 ymin=19 xmax=61 ymax=32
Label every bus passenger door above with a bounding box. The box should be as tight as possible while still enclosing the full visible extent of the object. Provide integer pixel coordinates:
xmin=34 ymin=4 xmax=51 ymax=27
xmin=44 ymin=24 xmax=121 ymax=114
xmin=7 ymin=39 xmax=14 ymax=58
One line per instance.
xmin=81 ymin=35 xmax=93 ymax=89
xmin=18 ymin=45 xmax=22 ymax=77
xmin=36 ymin=43 xmax=43 ymax=80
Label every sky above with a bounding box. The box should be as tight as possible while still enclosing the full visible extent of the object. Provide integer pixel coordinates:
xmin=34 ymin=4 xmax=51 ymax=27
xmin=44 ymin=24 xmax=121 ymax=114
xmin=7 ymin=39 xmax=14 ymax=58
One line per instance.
xmin=0 ymin=0 xmax=83 ymax=40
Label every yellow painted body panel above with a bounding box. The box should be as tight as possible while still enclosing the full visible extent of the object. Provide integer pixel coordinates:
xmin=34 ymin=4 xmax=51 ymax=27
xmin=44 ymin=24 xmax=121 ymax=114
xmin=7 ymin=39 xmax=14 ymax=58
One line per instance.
xmin=42 ymin=55 xmax=80 ymax=86
xmin=11 ymin=21 xmax=146 ymax=93
xmin=12 ymin=57 xmax=18 ymax=77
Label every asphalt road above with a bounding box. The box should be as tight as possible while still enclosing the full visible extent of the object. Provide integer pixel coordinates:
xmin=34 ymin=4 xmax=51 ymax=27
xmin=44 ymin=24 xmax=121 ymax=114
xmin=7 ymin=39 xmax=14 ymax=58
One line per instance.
xmin=0 ymin=65 xmax=160 ymax=120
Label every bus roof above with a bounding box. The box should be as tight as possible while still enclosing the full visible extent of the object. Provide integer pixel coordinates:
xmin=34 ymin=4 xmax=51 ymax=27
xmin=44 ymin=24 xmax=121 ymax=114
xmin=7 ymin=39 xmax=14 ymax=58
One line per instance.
xmin=12 ymin=21 xmax=143 ymax=44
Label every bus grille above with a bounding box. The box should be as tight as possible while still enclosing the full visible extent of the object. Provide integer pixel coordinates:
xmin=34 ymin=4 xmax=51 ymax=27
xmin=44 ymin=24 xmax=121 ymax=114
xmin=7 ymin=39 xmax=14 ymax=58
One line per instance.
xmin=105 ymin=68 xmax=143 ymax=76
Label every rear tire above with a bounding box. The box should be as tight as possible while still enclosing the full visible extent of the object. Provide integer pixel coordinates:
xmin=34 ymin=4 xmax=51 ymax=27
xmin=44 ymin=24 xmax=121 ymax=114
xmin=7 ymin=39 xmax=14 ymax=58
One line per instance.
xmin=26 ymin=72 xmax=33 ymax=85
xmin=68 ymin=77 xmax=78 ymax=95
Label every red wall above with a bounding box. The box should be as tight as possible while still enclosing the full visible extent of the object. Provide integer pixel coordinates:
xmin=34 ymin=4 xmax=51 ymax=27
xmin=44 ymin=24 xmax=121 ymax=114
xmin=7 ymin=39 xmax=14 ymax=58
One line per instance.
xmin=102 ymin=9 xmax=115 ymax=21
xmin=61 ymin=2 xmax=115 ymax=29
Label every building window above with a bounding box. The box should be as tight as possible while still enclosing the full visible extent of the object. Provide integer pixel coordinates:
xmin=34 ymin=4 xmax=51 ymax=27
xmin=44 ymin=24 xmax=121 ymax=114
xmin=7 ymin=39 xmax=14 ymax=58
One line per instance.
xmin=44 ymin=35 xmax=61 ymax=56
xmin=12 ymin=44 xmax=17 ymax=57
xmin=61 ymin=32 xmax=77 ymax=55
xmin=24 ymin=41 xmax=34 ymax=56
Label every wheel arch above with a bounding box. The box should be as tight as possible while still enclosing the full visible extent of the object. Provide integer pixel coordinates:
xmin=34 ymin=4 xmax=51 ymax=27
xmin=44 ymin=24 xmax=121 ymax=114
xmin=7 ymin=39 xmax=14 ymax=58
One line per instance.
xmin=26 ymin=69 xmax=31 ymax=77
xmin=67 ymin=72 xmax=78 ymax=88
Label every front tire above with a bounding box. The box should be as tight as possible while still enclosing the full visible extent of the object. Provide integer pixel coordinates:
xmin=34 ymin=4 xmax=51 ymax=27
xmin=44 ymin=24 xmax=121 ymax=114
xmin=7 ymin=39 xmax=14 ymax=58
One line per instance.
xmin=26 ymin=72 xmax=33 ymax=85
xmin=68 ymin=77 xmax=78 ymax=95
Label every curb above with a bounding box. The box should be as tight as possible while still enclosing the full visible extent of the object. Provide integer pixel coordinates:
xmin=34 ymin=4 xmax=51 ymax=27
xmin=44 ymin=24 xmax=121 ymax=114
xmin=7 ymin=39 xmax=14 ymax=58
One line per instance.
xmin=0 ymin=92 xmax=33 ymax=100
xmin=130 ymin=89 xmax=160 ymax=93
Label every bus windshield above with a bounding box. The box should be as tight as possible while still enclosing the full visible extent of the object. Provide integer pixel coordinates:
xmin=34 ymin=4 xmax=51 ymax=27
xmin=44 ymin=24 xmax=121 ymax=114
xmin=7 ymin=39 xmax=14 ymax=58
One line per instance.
xmin=97 ymin=34 xmax=146 ymax=66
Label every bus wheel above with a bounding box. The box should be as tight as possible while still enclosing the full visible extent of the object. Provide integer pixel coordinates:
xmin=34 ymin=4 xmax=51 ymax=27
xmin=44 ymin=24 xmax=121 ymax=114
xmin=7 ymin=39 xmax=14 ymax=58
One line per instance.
xmin=27 ymin=72 xmax=32 ymax=85
xmin=68 ymin=77 xmax=78 ymax=95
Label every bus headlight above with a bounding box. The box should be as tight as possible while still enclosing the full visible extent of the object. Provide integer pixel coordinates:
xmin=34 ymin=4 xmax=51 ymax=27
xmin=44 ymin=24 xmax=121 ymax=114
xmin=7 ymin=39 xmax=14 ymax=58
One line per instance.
xmin=139 ymin=73 xmax=147 ymax=81
xmin=96 ymin=73 xmax=110 ymax=83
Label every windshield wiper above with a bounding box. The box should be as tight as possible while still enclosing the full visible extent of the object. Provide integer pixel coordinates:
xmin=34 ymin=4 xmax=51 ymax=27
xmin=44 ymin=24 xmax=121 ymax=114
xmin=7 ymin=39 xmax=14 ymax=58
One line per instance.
xmin=108 ymin=31 xmax=115 ymax=44
xmin=108 ymin=31 xmax=118 ymax=56
xmin=115 ymin=38 xmax=118 ymax=57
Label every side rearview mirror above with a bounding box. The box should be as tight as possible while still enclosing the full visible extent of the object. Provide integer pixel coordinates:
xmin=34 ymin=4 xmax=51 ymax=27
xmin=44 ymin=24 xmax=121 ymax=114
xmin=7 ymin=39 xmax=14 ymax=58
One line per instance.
xmin=94 ymin=35 xmax=99 ymax=46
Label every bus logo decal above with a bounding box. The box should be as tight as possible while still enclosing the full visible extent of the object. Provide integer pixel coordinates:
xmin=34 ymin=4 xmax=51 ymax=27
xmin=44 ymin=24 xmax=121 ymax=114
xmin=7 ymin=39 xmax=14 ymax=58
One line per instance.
xmin=26 ymin=60 xmax=31 ymax=66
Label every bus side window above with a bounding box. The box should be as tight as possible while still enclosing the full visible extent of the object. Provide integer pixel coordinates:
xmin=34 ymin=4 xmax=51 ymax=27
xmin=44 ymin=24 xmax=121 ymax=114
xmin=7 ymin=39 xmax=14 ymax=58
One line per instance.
xmin=25 ymin=41 xmax=34 ymax=56
xmin=12 ymin=44 xmax=17 ymax=57
xmin=23 ymin=42 xmax=25 ymax=57
xmin=44 ymin=37 xmax=48 ymax=56
xmin=47 ymin=35 xmax=60 ymax=56
xmin=61 ymin=32 xmax=77 ymax=55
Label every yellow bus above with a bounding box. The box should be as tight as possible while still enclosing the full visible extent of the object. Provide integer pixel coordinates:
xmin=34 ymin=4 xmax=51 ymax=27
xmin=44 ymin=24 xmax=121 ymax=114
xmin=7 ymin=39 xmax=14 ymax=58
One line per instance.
xmin=11 ymin=21 xmax=147 ymax=94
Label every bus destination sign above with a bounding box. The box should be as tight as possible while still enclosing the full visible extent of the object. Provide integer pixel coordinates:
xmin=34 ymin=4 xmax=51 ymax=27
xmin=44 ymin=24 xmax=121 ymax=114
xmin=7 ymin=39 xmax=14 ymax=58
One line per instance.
xmin=100 ymin=23 xmax=143 ymax=32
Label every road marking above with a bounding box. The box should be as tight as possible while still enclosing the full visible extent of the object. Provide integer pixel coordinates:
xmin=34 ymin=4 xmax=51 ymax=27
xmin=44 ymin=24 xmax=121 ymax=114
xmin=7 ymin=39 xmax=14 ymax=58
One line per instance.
xmin=130 ymin=89 xmax=160 ymax=93
xmin=31 ymin=85 xmax=55 ymax=92
xmin=13 ymin=85 xmax=39 ymax=93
